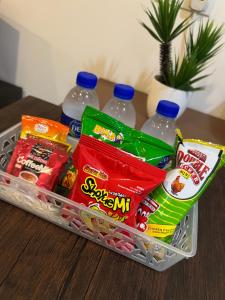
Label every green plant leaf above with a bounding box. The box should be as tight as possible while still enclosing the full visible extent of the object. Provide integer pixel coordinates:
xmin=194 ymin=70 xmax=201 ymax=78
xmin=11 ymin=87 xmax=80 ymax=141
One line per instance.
xmin=170 ymin=17 xmax=193 ymax=40
xmin=189 ymin=74 xmax=210 ymax=85
xmin=167 ymin=20 xmax=224 ymax=91
xmin=140 ymin=22 xmax=162 ymax=42
xmin=140 ymin=2 xmax=224 ymax=90
xmin=140 ymin=0 xmax=192 ymax=43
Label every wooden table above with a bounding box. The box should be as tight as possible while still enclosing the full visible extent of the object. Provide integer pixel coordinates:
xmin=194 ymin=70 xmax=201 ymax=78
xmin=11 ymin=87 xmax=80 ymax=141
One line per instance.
xmin=0 ymin=79 xmax=224 ymax=300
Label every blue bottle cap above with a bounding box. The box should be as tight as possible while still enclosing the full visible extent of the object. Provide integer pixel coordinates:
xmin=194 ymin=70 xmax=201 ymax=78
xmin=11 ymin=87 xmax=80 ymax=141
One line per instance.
xmin=113 ymin=84 xmax=135 ymax=101
xmin=76 ymin=71 xmax=98 ymax=89
xmin=156 ymin=100 xmax=180 ymax=118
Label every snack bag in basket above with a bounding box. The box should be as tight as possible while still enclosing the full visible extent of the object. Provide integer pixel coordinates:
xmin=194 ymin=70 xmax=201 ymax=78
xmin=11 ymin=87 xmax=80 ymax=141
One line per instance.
xmin=136 ymin=135 xmax=225 ymax=243
xmin=21 ymin=115 xmax=69 ymax=144
xmin=69 ymin=135 xmax=166 ymax=227
xmin=81 ymin=106 xmax=175 ymax=168
xmin=55 ymin=160 xmax=78 ymax=197
xmin=6 ymin=116 xmax=71 ymax=191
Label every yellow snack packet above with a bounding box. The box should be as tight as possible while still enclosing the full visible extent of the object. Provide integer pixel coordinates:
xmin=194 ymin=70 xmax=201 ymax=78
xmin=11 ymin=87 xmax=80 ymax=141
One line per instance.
xmin=21 ymin=115 xmax=71 ymax=151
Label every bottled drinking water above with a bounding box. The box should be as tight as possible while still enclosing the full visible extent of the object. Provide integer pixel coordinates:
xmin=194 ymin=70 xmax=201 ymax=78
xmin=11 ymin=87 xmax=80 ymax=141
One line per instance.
xmin=60 ymin=71 xmax=99 ymax=138
xmin=103 ymin=84 xmax=136 ymax=128
xmin=141 ymin=100 xmax=180 ymax=146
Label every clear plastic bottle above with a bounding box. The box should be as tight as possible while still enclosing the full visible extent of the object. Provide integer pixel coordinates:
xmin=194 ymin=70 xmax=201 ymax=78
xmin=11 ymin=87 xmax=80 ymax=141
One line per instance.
xmin=103 ymin=84 xmax=136 ymax=128
xmin=60 ymin=71 xmax=99 ymax=138
xmin=141 ymin=100 xmax=180 ymax=146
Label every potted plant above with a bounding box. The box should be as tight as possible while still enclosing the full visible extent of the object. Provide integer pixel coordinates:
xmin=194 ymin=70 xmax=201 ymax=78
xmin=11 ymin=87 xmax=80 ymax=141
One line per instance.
xmin=140 ymin=0 xmax=223 ymax=117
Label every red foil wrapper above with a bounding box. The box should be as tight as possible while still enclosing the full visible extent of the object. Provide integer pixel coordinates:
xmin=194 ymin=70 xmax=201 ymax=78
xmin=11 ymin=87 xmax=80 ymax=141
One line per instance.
xmin=6 ymin=137 xmax=69 ymax=191
xmin=70 ymin=135 xmax=166 ymax=228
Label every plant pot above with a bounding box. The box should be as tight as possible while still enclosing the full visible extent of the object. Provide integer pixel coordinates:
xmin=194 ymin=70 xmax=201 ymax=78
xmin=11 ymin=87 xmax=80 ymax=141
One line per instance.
xmin=147 ymin=77 xmax=191 ymax=118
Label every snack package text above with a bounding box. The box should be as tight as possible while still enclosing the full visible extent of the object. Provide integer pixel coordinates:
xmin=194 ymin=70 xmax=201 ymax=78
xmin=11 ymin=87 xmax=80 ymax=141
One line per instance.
xmin=6 ymin=116 xmax=71 ymax=191
xmin=21 ymin=115 xmax=69 ymax=145
xmin=81 ymin=106 xmax=175 ymax=168
xmin=137 ymin=137 xmax=225 ymax=243
xmin=69 ymin=135 xmax=166 ymax=227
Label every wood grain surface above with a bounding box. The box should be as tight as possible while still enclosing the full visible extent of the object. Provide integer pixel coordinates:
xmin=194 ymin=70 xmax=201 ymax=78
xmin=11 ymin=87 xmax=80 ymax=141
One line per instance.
xmin=0 ymin=79 xmax=224 ymax=300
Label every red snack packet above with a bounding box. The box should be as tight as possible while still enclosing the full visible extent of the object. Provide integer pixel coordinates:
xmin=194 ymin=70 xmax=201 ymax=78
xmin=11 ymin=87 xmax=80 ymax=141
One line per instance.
xmin=69 ymin=135 xmax=166 ymax=227
xmin=6 ymin=136 xmax=69 ymax=191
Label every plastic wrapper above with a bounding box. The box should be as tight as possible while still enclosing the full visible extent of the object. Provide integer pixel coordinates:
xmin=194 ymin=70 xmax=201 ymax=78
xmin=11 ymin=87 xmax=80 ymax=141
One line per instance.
xmin=137 ymin=135 xmax=225 ymax=243
xmin=21 ymin=115 xmax=69 ymax=144
xmin=81 ymin=106 xmax=175 ymax=168
xmin=69 ymin=135 xmax=166 ymax=227
xmin=6 ymin=116 xmax=71 ymax=191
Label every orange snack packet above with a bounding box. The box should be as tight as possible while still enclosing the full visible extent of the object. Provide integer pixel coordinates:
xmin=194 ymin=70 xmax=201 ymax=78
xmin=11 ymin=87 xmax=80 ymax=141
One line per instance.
xmin=6 ymin=115 xmax=71 ymax=191
xmin=21 ymin=115 xmax=69 ymax=144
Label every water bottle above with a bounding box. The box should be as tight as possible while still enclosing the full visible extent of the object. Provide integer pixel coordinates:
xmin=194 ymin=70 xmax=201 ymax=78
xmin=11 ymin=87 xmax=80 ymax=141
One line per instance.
xmin=141 ymin=100 xmax=180 ymax=146
xmin=103 ymin=84 xmax=136 ymax=128
xmin=60 ymin=71 xmax=99 ymax=138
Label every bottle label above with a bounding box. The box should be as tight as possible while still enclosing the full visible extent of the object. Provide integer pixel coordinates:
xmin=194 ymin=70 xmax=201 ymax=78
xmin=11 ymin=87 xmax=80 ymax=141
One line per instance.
xmin=60 ymin=112 xmax=81 ymax=138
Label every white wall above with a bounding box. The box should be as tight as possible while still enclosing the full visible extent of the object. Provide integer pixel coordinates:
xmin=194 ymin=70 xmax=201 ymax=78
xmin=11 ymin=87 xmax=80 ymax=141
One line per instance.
xmin=0 ymin=0 xmax=225 ymax=119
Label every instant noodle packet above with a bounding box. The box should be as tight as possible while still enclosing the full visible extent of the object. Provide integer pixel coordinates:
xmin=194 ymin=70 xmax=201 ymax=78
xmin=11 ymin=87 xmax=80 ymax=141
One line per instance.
xmin=6 ymin=116 xmax=71 ymax=191
xmin=136 ymin=135 xmax=225 ymax=243
xmin=69 ymin=135 xmax=166 ymax=227
xmin=81 ymin=106 xmax=175 ymax=168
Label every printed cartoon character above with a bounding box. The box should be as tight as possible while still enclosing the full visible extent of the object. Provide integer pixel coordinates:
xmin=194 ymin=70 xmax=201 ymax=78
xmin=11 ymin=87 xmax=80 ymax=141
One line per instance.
xmin=62 ymin=168 xmax=77 ymax=189
xmin=115 ymin=133 xmax=123 ymax=144
xmin=157 ymin=155 xmax=171 ymax=169
xmin=171 ymin=175 xmax=185 ymax=194
xmin=79 ymin=204 xmax=106 ymax=231
xmin=90 ymin=204 xmax=113 ymax=232
xmin=89 ymin=203 xmax=106 ymax=215
xmin=136 ymin=197 xmax=155 ymax=232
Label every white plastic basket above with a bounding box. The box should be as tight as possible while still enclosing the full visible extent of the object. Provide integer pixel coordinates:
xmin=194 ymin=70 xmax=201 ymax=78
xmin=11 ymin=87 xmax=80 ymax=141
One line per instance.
xmin=0 ymin=123 xmax=198 ymax=271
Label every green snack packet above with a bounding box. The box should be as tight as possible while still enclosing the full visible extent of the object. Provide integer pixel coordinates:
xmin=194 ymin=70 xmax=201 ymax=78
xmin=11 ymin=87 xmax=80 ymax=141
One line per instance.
xmin=81 ymin=106 xmax=175 ymax=168
xmin=136 ymin=136 xmax=225 ymax=243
